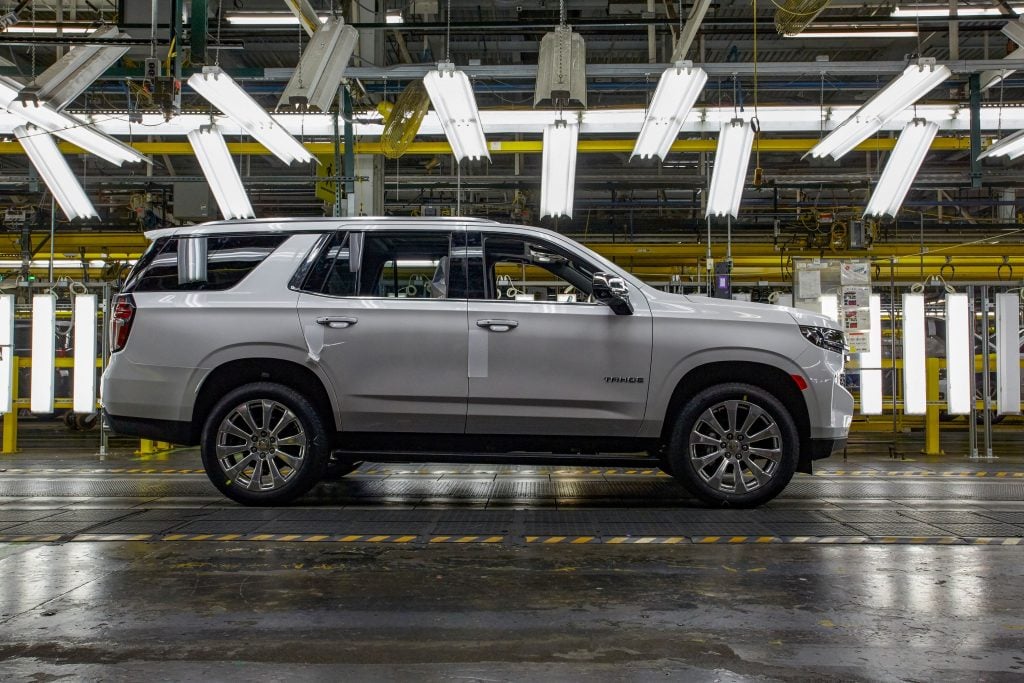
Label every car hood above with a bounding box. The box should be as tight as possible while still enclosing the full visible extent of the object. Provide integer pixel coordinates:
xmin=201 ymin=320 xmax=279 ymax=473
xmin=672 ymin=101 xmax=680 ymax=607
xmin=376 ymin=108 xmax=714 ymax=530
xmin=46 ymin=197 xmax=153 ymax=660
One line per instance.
xmin=642 ymin=288 xmax=839 ymax=330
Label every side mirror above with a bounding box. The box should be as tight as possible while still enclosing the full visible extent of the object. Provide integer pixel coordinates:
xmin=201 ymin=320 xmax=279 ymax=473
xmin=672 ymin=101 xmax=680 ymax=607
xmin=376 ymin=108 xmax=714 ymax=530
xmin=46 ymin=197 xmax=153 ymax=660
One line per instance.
xmin=592 ymin=272 xmax=634 ymax=315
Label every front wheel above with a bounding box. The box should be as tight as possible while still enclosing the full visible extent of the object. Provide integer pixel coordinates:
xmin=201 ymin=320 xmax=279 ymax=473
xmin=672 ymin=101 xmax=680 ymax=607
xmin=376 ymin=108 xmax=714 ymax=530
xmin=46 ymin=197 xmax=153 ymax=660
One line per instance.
xmin=667 ymin=383 xmax=799 ymax=507
xmin=200 ymin=382 xmax=330 ymax=506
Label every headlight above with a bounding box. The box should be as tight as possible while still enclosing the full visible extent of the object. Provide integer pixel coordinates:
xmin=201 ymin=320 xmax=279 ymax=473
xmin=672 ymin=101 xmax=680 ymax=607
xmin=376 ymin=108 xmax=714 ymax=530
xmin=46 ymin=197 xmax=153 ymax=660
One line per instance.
xmin=799 ymin=325 xmax=846 ymax=354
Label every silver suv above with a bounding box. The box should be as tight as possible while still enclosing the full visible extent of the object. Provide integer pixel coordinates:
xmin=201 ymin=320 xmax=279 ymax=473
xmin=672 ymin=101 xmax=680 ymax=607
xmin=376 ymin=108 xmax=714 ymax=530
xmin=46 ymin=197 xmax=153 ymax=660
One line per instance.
xmin=101 ymin=217 xmax=852 ymax=507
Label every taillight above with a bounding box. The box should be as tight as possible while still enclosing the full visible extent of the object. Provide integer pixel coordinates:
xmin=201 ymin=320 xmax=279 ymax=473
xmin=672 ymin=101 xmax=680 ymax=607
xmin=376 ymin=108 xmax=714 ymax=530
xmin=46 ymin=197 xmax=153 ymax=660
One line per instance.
xmin=111 ymin=294 xmax=135 ymax=353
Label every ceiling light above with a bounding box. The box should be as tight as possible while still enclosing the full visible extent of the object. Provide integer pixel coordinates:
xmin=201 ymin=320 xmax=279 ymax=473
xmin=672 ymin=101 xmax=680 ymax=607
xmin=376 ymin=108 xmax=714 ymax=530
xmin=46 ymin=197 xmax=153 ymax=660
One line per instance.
xmin=784 ymin=30 xmax=918 ymax=38
xmin=892 ymin=5 xmax=1018 ymax=18
xmin=978 ymin=128 xmax=1024 ymax=160
xmin=864 ymin=118 xmax=938 ymax=218
xmin=386 ymin=10 xmax=404 ymax=24
xmin=995 ymin=293 xmax=1022 ymax=415
xmin=860 ymin=294 xmax=883 ymax=415
xmin=535 ymin=25 xmax=587 ymax=108
xmin=631 ymin=61 xmax=707 ymax=161
xmin=2 ymin=25 xmax=91 ymax=34
xmin=188 ymin=66 xmax=313 ymax=165
xmin=224 ymin=12 xmax=328 ymax=25
xmin=902 ymin=293 xmax=927 ymax=415
xmin=187 ymin=124 xmax=254 ymax=220
xmin=808 ymin=59 xmax=951 ymax=161
xmin=73 ymin=294 xmax=97 ymax=414
xmin=0 ymin=77 xmax=146 ymax=166
xmin=279 ymin=17 xmax=358 ymax=112
xmin=15 ymin=125 xmax=98 ymax=220
xmin=945 ymin=293 xmax=972 ymax=416
xmin=540 ymin=120 xmax=579 ymax=219
xmin=705 ymin=118 xmax=754 ymax=219
xmin=31 ymin=295 xmax=56 ymax=414
xmin=422 ymin=61 xmax=490 ymax=163
xmin=33 ymin=25 xmax=131 ymax=110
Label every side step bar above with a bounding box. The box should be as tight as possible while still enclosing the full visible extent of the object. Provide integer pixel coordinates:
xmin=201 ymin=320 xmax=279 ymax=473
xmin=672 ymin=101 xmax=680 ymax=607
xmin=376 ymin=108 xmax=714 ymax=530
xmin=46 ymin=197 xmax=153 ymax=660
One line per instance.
xmin=332 ymin=450 xmax=663 ymax=468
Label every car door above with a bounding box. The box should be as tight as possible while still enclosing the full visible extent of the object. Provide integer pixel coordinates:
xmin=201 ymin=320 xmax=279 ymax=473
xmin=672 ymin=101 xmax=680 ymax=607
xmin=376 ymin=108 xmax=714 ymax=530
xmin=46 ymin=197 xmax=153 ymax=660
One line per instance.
xmin=463 ymin=230 xmax=654 ymax=437
xmin=295 ymin=228 xmax=468 ymax=433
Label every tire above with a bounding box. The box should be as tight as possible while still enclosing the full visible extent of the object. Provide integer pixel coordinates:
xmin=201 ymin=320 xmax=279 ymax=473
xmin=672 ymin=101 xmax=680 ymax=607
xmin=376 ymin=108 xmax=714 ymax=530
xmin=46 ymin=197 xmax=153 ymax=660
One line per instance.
xmin=200 ymin=382 xmax=330 ymax=506
xmin=667 ymin=383 xmax=799 ymax=508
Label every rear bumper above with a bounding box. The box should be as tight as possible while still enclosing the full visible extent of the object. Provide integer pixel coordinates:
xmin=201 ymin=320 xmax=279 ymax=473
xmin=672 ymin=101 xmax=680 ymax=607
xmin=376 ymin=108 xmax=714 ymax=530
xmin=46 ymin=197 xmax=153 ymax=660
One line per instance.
xmin=104 ymin=411 xmax=196 ymax=446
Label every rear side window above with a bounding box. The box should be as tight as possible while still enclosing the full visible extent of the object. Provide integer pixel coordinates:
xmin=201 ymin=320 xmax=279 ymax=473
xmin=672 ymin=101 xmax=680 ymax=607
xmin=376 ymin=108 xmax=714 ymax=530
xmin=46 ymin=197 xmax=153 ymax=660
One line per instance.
xmin=124 ymin=234 xmax=288 ymax=292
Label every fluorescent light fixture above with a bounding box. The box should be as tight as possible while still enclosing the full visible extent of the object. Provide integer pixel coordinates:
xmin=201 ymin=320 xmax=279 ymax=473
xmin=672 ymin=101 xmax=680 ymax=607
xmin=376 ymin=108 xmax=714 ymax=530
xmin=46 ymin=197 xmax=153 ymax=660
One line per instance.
xmin=2 ymin=25 xmax=92 ymax=34
xmin=819 ymin=294 xmax=839 ymax=322
xmin=540 ymin=120 xmax=579 ymax=219
xmin=15 ymin=125 xmax=98 ymax=220
xmin=188 ymin=66 xmax=313 ymax=165
xmin=785 ymin=30 xmax=918 ymax=38
xmin=892 ymin=5 xmax=1019 ymax=17
xmin=945 ymin=293 xmax=972 ymax=415
xmin=31 ymin=294 xmax=56 ymax=414
xmin=995 ymin=292 xmax=1022 ymax=415
xmin=32 ymin=25 xmax=132 ymax=110
xmin=187 ymin=125 xmax=254 ymax=220
xmin=808 ymin=59 xmax=951 ymax=161
xmin=73 ymin=294 xmax=97 ymax=414
xmin=705 ymin=118 xmax=754 ymax=219
xmin=861 ymin=294 xmax=883 ymax=415
xmin=422 ymin=61 xmax=490 ymax=162
xmin=0 ymin=78 xmax=146 ymax=166
xmin=278 ymin=17 xmax=358 ymax=112
xmin=0 ymin=294 xmax=13 ymax=414
xmin=631 ymin=61 xmax=708 ymax=161
xmin=0 ymin=259 xmax=102 ymax=269
xmin=864 ymin=118 xmax=939 ymax=218
xmin=902 ymin=293 xmax=927 ymax=415
xmin=386 ymin=9 xmax=404 ymax=24
xmin=978 ymin=129 xmax=1024 ymax=161
xmin=225 ymin=12 xmax=327 ymax=25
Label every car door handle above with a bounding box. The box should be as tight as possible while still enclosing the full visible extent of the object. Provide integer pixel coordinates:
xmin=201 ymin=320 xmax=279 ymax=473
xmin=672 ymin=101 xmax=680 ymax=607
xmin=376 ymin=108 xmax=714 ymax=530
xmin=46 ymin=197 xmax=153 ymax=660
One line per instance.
xmin=316 ymin=316 xmax=358 ymax=329
xmin=476 ymin=319 xmax=518 ymax=332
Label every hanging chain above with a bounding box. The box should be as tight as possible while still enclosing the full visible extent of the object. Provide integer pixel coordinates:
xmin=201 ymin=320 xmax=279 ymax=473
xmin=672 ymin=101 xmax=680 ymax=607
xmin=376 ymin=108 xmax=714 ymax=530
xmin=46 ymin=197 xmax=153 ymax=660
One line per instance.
xmin=30 ymin=1 xmax=36 ymax=82
xmin=446 ymin=0 xmax=452 ymax=62
xmin=998 ymin=71 xmax=1006 ymax=137
xmin=215 ymin=0 xmax=224 ymax=67
xmin=560 ymin=0 xmax=566 ymax=27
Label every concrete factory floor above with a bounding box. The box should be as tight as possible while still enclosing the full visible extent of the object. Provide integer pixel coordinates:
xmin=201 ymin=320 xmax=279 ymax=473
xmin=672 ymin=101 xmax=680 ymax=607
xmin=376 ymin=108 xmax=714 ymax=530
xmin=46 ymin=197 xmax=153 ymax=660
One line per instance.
xmin=0 ymin=428 xmax=1022 ymax=681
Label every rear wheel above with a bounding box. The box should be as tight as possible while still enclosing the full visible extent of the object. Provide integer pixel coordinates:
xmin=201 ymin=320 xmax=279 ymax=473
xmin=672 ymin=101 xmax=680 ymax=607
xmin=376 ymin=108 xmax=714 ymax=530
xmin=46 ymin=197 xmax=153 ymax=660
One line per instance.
xmin=668 ymin=383 xmax=798 ymax=507
xmin=200 ymin=382 xmax=329 ymax=506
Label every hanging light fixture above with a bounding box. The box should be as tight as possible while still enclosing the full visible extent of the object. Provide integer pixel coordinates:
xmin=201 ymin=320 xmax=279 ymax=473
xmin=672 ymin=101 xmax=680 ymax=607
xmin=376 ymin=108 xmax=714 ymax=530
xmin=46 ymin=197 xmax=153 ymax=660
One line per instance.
xmin=864 ymin=118 xmax=939 ymax=218
xmin=978 ymin=128 xmax=1024 ymax=160
xmin=15 ymin=125 xmax=98 ymax=220
xmin=187 ymin=125 xmax=255 ymax=220
xmin=902 ymin=293 xmax=927 ymax=415
xmin=540 ymin=119 xmax=579 ymax=219
xmin=423 ymin=61 xmax=490 ymax=162
xmin=188 ymin=66 xmax=313 ymax=165
xmin=0 ymin=77 xmax=146 ymax=166
xmin=0 ymin=294 xmax=13 ymax=415
xmin=860 ymin=294 xmax=884 ymax=415
xmin=945 ymin=293 xmax=972 ymax=415
xmin=631 ymin=61 xmax=708 ymax=161
xmin=705 ymin=119 xmax=754 ymax=218
xmin=995 ymin=292 xmax=1022 ymax=415
xmin=73 ymin=294 xmax=98 ymax=415
xmin=31 ymin=294 xmax=56 ymax=414
xmin=278 ymin=17 xmax=358 ymax=112
xmin=808 ymin=59 xmax=951 ymax=161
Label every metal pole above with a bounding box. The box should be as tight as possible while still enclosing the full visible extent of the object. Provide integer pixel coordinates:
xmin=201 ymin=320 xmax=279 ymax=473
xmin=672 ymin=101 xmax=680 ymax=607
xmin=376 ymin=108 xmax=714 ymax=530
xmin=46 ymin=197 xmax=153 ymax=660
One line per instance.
xmin=890 ymin=259 xmax=898 ymax=435
xmin=332 ymin=95 xmax=342 ymax=217
xmin=705 ymin=216 xmax=712 ymax=296
xmin=980 ymin=285 xmax=994 ymax=459
xmin=49 ymin=197 xmax=56 ymax=284
xmin=967 ymin=285 xmax=978 ymax=459
xmin=98 ymin=282 xmax=110 ymax=458
xmin=343 ymin=87 xmax=355 ymax=217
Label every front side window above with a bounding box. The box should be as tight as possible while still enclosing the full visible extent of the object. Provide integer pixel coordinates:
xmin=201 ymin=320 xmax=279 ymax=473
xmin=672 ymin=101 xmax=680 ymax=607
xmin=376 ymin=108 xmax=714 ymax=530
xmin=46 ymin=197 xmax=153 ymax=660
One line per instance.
xmin=476 ymin=233 xmax=599 ymax=303
xmin=124 ymin=234 xmax=287 ymax=292
xmin=299 ymin=230 xmax=457 ymax=299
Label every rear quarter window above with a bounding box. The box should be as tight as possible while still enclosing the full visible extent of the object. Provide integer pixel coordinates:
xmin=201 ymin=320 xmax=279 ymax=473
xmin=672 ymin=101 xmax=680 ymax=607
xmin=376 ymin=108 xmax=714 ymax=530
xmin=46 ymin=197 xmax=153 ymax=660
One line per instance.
xmin=123 ymin=234 xmax=288 ymax=292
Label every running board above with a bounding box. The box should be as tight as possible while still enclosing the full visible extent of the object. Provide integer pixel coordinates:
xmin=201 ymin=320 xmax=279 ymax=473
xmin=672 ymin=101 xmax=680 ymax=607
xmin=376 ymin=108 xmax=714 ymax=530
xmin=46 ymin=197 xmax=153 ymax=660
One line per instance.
xmin=333 ymin=450 xmax=662 ymax=468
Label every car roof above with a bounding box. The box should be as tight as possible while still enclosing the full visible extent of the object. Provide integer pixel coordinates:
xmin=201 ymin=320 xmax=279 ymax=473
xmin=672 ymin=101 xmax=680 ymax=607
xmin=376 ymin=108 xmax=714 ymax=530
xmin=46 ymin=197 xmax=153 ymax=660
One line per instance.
xmin=144 ymin=216 xmax=566 ymax=242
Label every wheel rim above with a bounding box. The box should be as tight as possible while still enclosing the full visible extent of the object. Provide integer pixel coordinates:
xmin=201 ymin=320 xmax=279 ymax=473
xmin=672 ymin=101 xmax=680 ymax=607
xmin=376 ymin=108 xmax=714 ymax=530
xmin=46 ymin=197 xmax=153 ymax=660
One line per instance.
xmin=688 ymin=399 xmax=783 ymax=495
xmin=215 ymin=399 xmax=307 ymax=492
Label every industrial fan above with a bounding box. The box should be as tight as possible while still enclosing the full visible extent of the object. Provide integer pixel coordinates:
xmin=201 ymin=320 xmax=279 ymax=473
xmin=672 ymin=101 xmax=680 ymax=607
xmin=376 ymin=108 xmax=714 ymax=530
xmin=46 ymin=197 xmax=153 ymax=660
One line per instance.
xmin=774 ymin=0 xmax=832 ymax=35
xmin=380 ymin=80 xmax=431 ymax=159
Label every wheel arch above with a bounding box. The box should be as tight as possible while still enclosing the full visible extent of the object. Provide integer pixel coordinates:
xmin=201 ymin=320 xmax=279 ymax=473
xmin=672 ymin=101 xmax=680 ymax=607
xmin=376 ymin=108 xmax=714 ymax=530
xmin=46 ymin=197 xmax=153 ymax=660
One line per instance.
xmin=660 ymin=360 xmax=814 ymax=473
xmin=189 ymin=358 xmax=338 ymax=446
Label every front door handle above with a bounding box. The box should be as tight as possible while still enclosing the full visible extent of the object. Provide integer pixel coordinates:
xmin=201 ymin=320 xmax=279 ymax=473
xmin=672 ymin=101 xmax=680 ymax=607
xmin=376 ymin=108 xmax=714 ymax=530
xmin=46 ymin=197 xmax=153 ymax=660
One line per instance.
xmin=476 ymin=319 xmax=518 ymax=332
xmin=316 ymin=316 xmax=358 ymax=329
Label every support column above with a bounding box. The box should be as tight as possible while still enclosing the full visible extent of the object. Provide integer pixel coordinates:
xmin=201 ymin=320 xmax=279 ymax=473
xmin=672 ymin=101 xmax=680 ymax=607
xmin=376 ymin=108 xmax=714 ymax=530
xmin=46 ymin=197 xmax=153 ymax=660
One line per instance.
xmin=970 ymin=73 xmax=982 ymax=188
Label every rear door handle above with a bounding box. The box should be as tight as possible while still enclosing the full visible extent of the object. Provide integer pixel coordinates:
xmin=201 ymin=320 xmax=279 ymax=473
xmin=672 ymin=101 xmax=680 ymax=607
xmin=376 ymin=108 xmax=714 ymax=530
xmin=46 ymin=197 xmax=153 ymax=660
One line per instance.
xmin=316 ymin=316 xmax=358 ymax=329
xmin=476 ymin=319 xmax=518 ymax=332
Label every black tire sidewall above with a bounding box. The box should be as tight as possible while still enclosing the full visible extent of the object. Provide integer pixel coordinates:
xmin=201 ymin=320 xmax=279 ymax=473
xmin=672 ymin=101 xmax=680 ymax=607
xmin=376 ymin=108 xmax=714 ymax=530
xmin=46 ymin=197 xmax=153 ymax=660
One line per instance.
xmin=200 ymin=382 xmax=330 ymax=505
xmin=668 ymin=382 xmax=799 ymax=508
